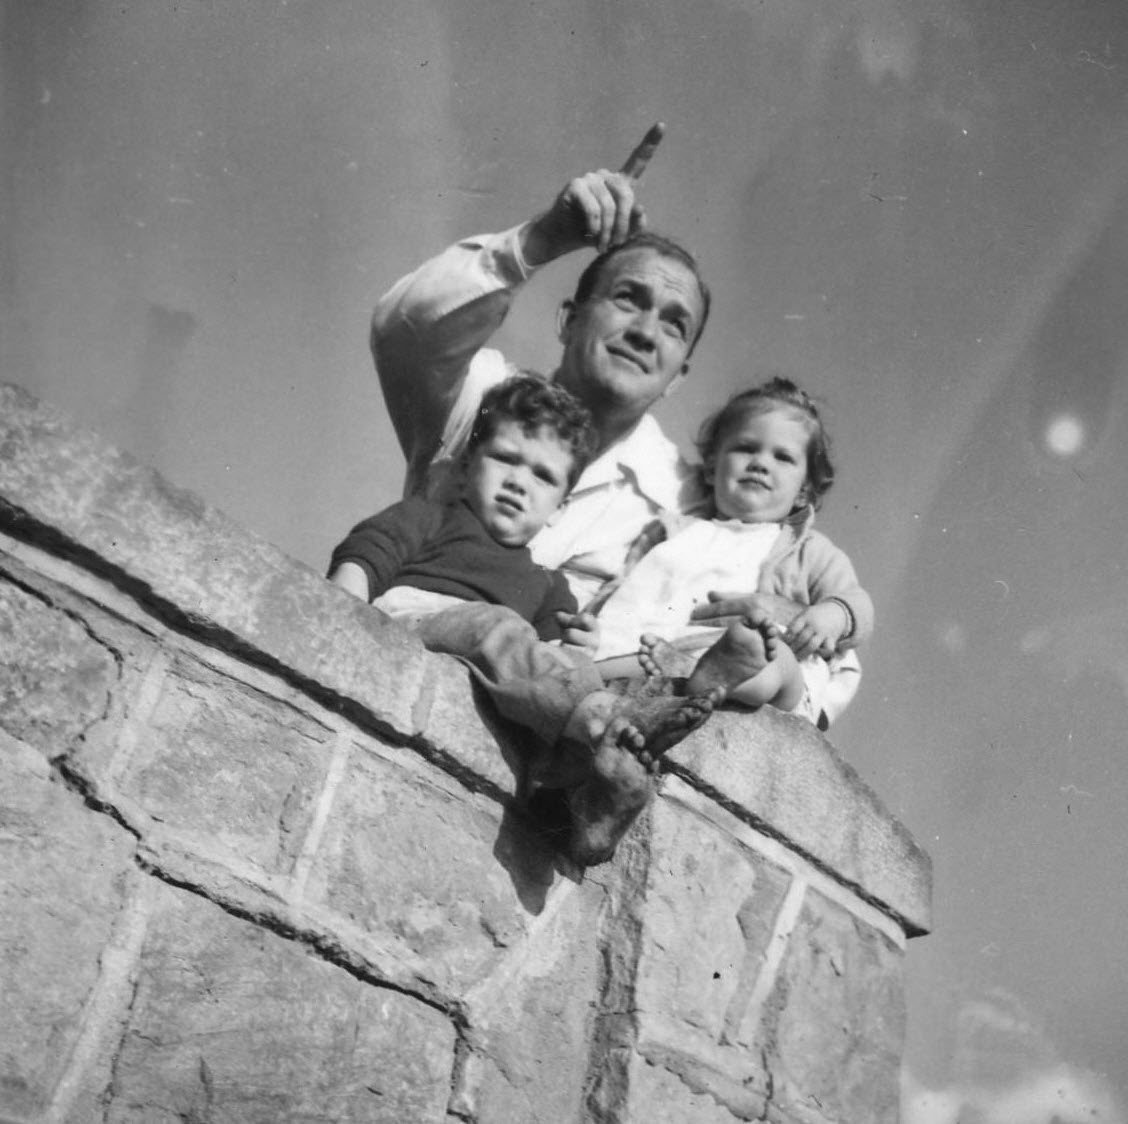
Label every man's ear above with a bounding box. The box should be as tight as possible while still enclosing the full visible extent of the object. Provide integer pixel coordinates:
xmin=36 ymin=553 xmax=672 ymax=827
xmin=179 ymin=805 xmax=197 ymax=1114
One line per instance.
xmin=557 ymin=299 xmax=576 ymax=342
xmin=662 ymin=365 xmax=690 ymax=398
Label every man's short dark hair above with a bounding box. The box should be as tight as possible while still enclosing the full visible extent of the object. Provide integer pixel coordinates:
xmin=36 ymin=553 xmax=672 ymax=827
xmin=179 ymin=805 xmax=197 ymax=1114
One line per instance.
xmin=468 ymin=371 xmax=595 ymax=489
xmin=571 ymin=232 xmax=711 ymax=354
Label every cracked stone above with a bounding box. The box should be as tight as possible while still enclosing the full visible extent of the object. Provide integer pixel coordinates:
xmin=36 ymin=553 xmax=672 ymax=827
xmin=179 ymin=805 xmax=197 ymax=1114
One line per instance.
xmin=104 ymin=879 xmax=456 ymax=1124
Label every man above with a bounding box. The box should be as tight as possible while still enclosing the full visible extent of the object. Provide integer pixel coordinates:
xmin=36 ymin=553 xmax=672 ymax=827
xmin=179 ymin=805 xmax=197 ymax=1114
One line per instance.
xmin=370 ymin=124 xmax=711 ymax=618
xmin=352 ymin=126 xmax=779 ymax=863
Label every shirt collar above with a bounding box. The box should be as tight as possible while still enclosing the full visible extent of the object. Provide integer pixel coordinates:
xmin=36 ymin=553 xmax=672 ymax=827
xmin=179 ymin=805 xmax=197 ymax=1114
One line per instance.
xmin=569 ymin=413 xmax=695 ymax=510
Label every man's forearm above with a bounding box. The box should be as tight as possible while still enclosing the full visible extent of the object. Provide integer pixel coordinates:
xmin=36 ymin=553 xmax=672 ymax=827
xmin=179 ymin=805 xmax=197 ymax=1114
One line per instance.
xmin=370 ymin=225 xmax=535 ymax=474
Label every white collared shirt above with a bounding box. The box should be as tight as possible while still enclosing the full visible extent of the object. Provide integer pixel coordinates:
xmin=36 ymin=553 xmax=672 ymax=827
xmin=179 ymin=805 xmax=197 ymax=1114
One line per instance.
xmin=429 ymin=349 xmax=702 ymax=608
xmin=373 ymin=222 xmax=703 ymax=606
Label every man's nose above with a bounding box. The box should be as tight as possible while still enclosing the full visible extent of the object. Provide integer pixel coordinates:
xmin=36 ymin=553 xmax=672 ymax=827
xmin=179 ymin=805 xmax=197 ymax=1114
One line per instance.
xmin=623 ymin=309 xmax=657 ymax=348
xmin=502 ymin=468 xmax=527 ymax=492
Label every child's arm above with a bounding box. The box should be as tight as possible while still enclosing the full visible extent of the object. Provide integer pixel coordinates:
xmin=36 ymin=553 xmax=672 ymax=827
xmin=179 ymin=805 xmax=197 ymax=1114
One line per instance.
xmin=327 ymin=498 xmax=436 ymax=603
xmin=802 ymin=536 xmax=874 ymax=650
xmin=330 ymin=561 xmax=371 ymax=601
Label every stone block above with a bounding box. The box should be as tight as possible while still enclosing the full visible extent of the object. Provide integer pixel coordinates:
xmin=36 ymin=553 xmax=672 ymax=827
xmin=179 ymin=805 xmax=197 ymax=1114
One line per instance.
xmin=304 ymin=742 xmax=539 ymax=995
xmin=667 ymin=706 xmax=931 ymax=936
xmin=631 ymin=796 xmax=793 ymax=1099
xmin=117 ymin=655 xmax=335 ymax=874
xmin=415 ymin=654 xmax=524 ymax=797
xmin=0 ymin=384 xmax=431 ymax=742
xmin=104 ymin=880 xmax=456 ymax=1124
xmin=619 ymin=1055 xmax=752 ymax=1124
xmin=0 ymin=574 xmax=119 ymax=758
xmin=0 ymin=736 xmax=136 ymax=1120
xmin=760 ymin=888 xmax=906 ymax=1124
xmin=458 ymin=877 xmax=605 ymax=1124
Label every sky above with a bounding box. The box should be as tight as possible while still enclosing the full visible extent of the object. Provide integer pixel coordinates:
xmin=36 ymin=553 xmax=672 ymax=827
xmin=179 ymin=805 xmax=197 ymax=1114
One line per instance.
xmin=3 ymin=1 xmax=1126 ymax=1117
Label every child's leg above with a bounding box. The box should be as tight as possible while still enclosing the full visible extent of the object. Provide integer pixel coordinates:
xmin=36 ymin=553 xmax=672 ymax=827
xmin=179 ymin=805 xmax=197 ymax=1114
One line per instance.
xmin=592 ymin=652 xmax=649 ymax=681
xmin=420 ymin=602 xmax=604 ymax=746
xmin=417 ymin=601 xmax=725 ymax=865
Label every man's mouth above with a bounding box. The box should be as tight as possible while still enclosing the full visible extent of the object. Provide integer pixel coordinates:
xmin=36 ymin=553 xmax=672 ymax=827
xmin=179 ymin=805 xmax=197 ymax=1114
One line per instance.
xmin=606 ymin=346 xmax=648 ymax=373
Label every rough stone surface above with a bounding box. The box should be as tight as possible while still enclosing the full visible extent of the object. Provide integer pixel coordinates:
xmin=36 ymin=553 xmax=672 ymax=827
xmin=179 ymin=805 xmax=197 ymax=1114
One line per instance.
xmin=0 ymin=574 xmax=119 ymax=757
xmin=457 ymin=877 xmax=606 ymax=1123
xmin=668 ymin=706 xmax=931 ymax=935
xmin=105 ymin=880 xmax=456 ymax=1124
xmin=621 ymin=1056 xmax=750 ymax=1124
xmin=417 ymin=653 xmax=526 ymax=796
xmin=304 ymin=739 xmax=545 ymax=995
xmin=0 ymin=735 xmax=136 ymax=1119
xmin=760 ymin=890 xmax=906 ymax=1124
xmin=640 ymin=796 xmax=794 ymax=1046
xmin=118 ymin=654 xmax=335 ymax=873
xmin=0 ymin=382 xmax=431 ymax=741
xmin=630 ymin=795 xmax=791 ymax=1107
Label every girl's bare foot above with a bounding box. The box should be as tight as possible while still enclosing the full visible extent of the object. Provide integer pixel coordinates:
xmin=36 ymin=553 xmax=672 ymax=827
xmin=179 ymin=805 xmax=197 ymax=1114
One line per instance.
xmin=686 ymin=611 xmax=781 ymax=697
xmin=638 ymin=633 xmax=698 ymax=679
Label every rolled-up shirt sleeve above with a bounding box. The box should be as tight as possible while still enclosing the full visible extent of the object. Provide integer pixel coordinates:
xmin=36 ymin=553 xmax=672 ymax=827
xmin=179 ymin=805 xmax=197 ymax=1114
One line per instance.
xmin=371 ymin=225 xmax=536 ymax=496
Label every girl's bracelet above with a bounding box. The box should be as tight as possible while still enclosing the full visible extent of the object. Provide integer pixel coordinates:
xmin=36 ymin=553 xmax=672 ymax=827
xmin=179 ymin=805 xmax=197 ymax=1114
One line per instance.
xmin=824 ymin=596 xmax=856 ymax=641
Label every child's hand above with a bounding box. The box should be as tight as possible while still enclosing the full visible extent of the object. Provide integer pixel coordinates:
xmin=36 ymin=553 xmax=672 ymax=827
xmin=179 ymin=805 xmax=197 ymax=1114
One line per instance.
xmin=785 ymin=601 xmax=849 ymax=660
xmin=555 ymin=610 xmax=600 ymax=654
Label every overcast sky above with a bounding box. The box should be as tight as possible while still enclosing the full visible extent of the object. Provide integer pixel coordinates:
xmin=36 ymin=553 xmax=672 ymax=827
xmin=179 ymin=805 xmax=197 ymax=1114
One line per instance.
xmin=4 ymin=1 xmax=1126 ymax=1117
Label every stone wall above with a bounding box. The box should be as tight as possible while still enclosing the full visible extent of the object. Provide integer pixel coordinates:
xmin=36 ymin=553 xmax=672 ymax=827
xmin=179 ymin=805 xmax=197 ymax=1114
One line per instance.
xmin=0 ymin=383 xmax=930 ymax=1124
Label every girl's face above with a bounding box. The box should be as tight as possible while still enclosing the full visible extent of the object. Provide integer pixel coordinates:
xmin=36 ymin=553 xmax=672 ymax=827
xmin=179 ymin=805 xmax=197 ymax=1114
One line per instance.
xmin=707 ymin=406 xmax=811 ymax=523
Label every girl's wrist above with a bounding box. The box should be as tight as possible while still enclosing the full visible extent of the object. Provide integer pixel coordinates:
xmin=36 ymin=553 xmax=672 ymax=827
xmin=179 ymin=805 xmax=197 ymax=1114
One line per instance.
xmin=824 ymin=596 xmax=855 ymax=641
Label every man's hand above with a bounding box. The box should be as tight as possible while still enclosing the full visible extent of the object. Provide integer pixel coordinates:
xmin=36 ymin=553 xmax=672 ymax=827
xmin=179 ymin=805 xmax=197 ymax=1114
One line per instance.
xmin=691 ymin=592 xmax=849 ymax=661
xmin=522 ymin=123 xmax=665 ymax=265
xmin=690 ymin=590 xmax=796 ymax=628
xmin=555 ymin=610 xmax=601 ymax=654
xmin=785 ymin=602 xmax=849 ymax=660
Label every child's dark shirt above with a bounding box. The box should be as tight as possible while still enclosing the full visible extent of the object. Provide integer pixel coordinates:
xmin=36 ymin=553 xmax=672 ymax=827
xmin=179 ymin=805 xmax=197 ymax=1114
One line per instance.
xmin=329 ymin=497 xmax=577 ymax=641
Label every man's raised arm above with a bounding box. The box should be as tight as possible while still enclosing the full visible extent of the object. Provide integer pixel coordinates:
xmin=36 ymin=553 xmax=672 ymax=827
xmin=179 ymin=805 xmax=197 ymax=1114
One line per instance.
xmin=370 ymin=124 xmax=665 ymax=496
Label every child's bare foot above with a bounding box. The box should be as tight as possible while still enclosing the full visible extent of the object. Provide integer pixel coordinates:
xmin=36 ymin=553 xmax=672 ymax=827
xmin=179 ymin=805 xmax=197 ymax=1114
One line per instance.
xmin=686 ymin=611 xmax=781 ymax=697
xmin=638 ymin=633 xmax=697 ymax=679
xmin=618 ymin=685 xmax=724 ymax=766
xmin=567 ymin=686 xmax=724 ymax=866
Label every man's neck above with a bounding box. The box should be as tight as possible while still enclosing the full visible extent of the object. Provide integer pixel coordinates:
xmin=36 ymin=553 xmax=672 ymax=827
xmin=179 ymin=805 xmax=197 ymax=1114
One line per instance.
xmin=550 ymin=368 xmax=644 ymax=459
xmin=588 ymin=413 xmax=644 ymax=459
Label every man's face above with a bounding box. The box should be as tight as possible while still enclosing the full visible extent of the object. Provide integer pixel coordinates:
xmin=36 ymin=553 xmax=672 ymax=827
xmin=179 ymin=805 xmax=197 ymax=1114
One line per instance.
xmin=556 ymin=248 xmax=705 ymax=425
xmin=463 ymin=419 xmax=574 ymax=547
